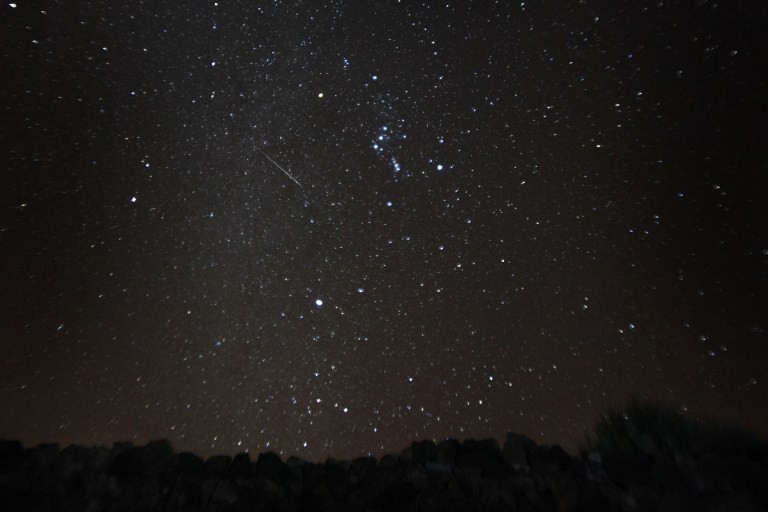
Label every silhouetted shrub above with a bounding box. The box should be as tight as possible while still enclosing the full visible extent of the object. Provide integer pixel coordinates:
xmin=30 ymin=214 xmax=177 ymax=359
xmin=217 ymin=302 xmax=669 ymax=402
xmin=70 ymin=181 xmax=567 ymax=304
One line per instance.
xmin=578 ymin=396 xmax=768 ymax=508
xmin=580 ymin=396 xmax=768 ymax=461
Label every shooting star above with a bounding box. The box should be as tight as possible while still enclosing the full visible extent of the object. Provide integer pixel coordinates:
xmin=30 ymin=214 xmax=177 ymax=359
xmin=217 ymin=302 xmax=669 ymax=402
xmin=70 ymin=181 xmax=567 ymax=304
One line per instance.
xmin=257 ymin=148 xmax=303 ymax=188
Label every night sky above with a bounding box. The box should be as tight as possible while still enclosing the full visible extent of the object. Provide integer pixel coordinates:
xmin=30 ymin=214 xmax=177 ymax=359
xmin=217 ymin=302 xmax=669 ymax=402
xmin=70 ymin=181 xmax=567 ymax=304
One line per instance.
xmin=2 ymin=1 xmax=767 ymax=462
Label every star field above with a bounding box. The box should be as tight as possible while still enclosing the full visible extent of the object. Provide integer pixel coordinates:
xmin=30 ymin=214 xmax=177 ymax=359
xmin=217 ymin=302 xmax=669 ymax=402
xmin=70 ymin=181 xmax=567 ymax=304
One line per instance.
xmin=1 ymin=1 xmax=767 ymax=461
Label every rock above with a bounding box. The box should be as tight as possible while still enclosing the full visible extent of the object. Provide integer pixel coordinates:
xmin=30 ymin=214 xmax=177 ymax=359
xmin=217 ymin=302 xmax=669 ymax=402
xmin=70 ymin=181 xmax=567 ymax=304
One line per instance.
xmin=202 ymin=478 xmax=239 ymax=506
xmin=0 ymin=439 xmax=24 ymax=473
xmin=577 ymin=451 xmax=609 ymax=484
xmin=377 ymin=479 xmax=418 ymax=511
xmin=405 ymin=465 xmax=429 ymax=491
xmin=324 ymin=459 xmax=348 ymax=499
xmin=601 ymin=449 xmax=655 ymax=491
xmin=205 ymin=454 xmax=232 ymax=478
xmin=455 ymin=466 xmax=483 ymax=498
xmin=416 ymin=485 xmax=455 ymax=512
xmin=479 ymin=477 xmax=517 ymax=510
xmin=528 ymin=444 xmax=573 ymax=474
xmin=0 ymin=433 xmax=764 ymax=512
xmin=85 ymin=445 xmax=110 ymax=474
xmin=447 ymin=477 xmax=481 ymax=512
xmin=504 ymin=432 xmax=536 ymax=470
xmin=628 ymin=483 xmax=661 ymax=511
xmin=379 ymin=454 xmax=399 ymax=469
xmin=350 ymin=456 xmax=377 ymax=483
xmin=399 ymin=445 xmax=413 ymax=463
xmin=142 ymin=439 xmax=174 ymax=476
xmin=23 ymin=443 xmax=60 ymax=474
xmin=677 ymin=454 xmax=706 ymax=493
xmin=702 ymin=491 xmax=761 ymax=512
xmin=411 ymin=440 xmax=437 ymax=465
xmin=281 ymin=494 xmax=302 ymax=512
xmin=658 ymin=490 xmax=702 ymax=512
xmin=730 ymin=453 xmax=768 ymax=501
xmin=231 ymin=452 xmax=253 ymax=478
xmin=548 ymin=473 xmax=583 ymax=511
xmin=425 ymin=461 xmax=452 ymax=476
xmin=256 ymin=451 xmax=291 ymax=484
xmin=286 ymin=455 xmax=306 ymax=469
xmin=697 ymin=453 xmax=733 ymax=492
xmin=510 ymin=476 xmax=539 ymax=511
xmin=255 ymin=475 xmax=285 ymax=503
xmin=651 ymin=454 xmax=684 ymax=492
xmin=436 ymin=439 xmax=460 ymax=466
xmin=106 ymin=442 xmax=132 ymax=468
xmin=176 ymin=451 xmax=205 ymax=478
xmin=107 ymin=446 xmax=144 ymax=480
xmin=302 ymin=462 xmax=325 ymax=490
xmin=53 ymin=444 xmax=89 ymax=474
xmin=178 ymin=481 xmax=203 ymax=510
xmin=302 ymin=483 xmax=336 ymax=511
xmin=457 ymin=438 xmax=510 ymax=477
xmin=574 ymin=483 xmax=614 ymax=512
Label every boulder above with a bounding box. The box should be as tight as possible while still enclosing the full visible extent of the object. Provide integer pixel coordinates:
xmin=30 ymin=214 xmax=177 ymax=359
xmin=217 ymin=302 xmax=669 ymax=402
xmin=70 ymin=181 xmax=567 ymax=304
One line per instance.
xmin=0 ymin=440 xmax=24 ymax=473
xmin=302 ymin=483 xmax=337 ymax=511
xmin=379 ymin=454 xmax=399 ymax=469
xmin=256 ymin=451 xmax=291 ymax=484
xmin=651 ymin=453 xmax=684 ymax=492
xmin=302 ymin=462 xmax=325 ymax=490
xmin=600 ymin=449 xmax=654 ymax=490
xmin=697 ymin=452 xmax=733 ymax=493
xmin=0 ymin=432 xmax=764 ymax=512
xmin=202 ymin=478 xmax=239 ymax=506
xmin=350 ymin=456 xmax=377 ymax=483
xmin=323 ymin=459 xmax=348 ymax=498
xmin=231 ymin=452 xmax=253 ymax=478
xmin=425 ymin=461 xmax=452 ymax=476
xmin=455 ymin=466 xmax=483 ymax=498
xmin=405 ymin=465 xmax=429 ymax=491
xmin=141 ymin=439 xmax=174 ymax=477
xmin=528 ymin=444 xmax=573 ymax=474
xmin=437 ymin=439 xmax=460 ymax=466
xmin=175 ymin=452 xmax=205 ymax=478
xmin=377 ymin=478 xmax=418 ymax=511
xmin=415 ymin=485 xmax=455 ymax=512
xmin=107 ymin=446 xmax=144 ymax=480
xmin=658 ymin=490 xmax=702 ymax=512
xmin=702 ymin=491 xmax=761 ymax=512
xmin=479 ymin=477 xmax=517 ymax=510
xmin=457 ymin=438 xmax=510 ymax=477
xmin=23 ymin=443 xmax=60 ymax=474
xmin=255 ymin=475 xmax=286 ymax=503
xmin=577 ymin=451 xmax=610 ymax=484
xmin=205 ymin=454 xmax=232 ymax=478
xmin=504 ymin=432 xmax=536 ymax=470
xmin=411 ymin=440 xmax=438 ymax=465
xmin=729 ymin=453 xmax=768 ymax=500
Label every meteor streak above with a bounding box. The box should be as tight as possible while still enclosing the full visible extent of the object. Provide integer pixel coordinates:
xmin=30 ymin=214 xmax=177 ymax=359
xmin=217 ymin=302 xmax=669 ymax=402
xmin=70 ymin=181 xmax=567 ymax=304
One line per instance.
xmin=257 ymin=149 xmax=303 ymax=188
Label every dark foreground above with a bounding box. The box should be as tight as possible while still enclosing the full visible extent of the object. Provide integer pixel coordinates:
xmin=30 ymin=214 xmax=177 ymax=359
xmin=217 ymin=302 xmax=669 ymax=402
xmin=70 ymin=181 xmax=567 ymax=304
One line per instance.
xmin=1 ymin=430 xmax=767 ymax=512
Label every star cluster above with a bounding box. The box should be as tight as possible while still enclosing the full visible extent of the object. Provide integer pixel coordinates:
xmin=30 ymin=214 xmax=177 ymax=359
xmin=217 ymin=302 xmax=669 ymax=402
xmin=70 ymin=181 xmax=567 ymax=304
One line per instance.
xmin=1 ymin=1 xmax=767 ymax=461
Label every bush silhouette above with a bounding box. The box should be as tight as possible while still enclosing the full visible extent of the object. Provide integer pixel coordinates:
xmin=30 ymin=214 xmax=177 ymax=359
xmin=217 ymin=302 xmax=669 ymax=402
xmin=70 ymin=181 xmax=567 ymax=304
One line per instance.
xmin=579 ymin=396 xmax=768 ymax=462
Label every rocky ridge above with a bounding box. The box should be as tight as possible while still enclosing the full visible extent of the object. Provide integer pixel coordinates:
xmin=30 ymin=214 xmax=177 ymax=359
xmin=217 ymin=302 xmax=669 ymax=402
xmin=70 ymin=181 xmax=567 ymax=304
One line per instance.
xmin=0 ymin=431 xmax=766 ymax=511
